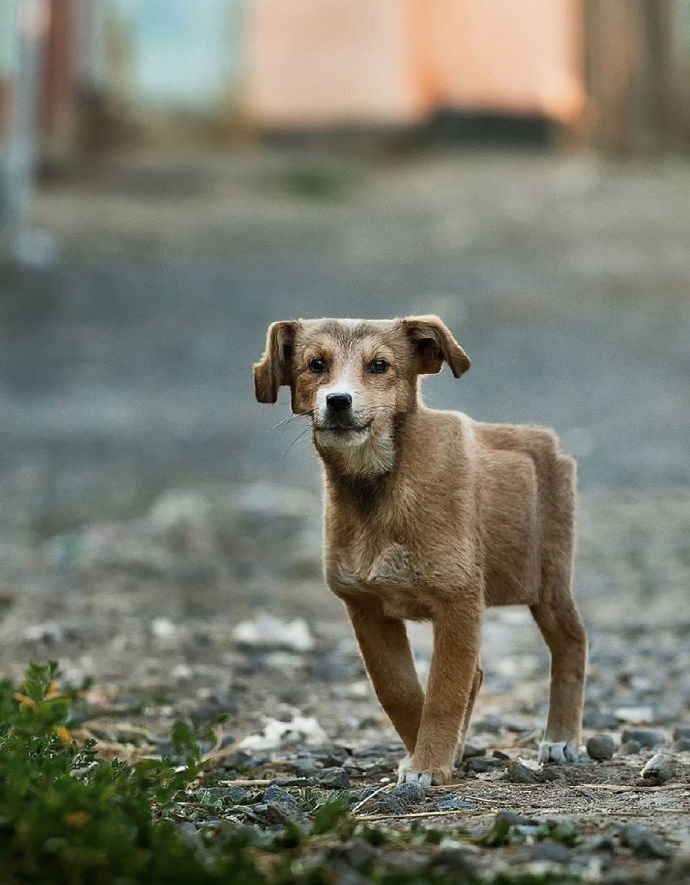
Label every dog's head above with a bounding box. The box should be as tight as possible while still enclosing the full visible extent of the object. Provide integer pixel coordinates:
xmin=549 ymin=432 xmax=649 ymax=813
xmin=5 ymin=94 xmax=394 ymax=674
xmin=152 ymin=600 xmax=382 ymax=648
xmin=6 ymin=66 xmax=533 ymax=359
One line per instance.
xmin=253 ymin=316 xmax=470 ymax=474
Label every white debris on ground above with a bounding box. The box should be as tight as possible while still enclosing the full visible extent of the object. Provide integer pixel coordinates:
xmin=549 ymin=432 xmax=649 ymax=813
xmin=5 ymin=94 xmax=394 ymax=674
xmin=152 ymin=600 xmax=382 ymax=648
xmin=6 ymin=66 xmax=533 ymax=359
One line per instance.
xmin=238 ymin=714 xmax=328 ymax=751
xmin=232 ymin=612 xmax=315 ymax=652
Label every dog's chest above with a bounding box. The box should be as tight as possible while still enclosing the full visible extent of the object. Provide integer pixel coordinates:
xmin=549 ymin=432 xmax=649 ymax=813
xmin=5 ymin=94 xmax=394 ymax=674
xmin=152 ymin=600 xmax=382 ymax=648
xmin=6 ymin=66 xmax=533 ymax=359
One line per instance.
xmin=329 ymin=542 xmax=429 ymax=617
xmin=326 ymin=533 xmax=472 ymax=620
xmin=340 ymin=542 xmax=419 ymax=589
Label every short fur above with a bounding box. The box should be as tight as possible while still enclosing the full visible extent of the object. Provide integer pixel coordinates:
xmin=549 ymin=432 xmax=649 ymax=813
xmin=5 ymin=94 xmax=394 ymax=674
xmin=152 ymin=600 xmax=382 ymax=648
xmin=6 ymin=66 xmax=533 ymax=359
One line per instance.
xmin=254 ymin=315 xmax=588 ymax=785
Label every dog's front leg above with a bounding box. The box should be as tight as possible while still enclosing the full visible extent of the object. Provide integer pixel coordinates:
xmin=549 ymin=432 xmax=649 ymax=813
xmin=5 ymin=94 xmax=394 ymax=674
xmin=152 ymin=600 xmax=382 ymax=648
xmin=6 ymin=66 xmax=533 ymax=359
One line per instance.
xmin=399 ymin=601 xmax=481 ymax=786
xmin=345 ymin=598 xmax=425 ymax=755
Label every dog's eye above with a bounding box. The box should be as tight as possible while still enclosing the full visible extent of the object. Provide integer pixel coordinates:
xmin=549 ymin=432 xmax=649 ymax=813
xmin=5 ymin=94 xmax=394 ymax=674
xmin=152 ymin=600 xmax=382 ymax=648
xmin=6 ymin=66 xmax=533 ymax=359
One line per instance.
xmin=308 ymin=357 xmax=327 ymax=374
xmin=369 ymin=358 xmax=390 ymax=374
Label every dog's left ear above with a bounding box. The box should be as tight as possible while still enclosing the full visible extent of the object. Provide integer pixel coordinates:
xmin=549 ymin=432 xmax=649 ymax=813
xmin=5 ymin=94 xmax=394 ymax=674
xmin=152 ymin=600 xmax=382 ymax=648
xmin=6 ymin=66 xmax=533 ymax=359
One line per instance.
xmin=402 ymin=315 xmax=471 ymax=378
xmin=253 ymin=320 xmax=300 ymax=403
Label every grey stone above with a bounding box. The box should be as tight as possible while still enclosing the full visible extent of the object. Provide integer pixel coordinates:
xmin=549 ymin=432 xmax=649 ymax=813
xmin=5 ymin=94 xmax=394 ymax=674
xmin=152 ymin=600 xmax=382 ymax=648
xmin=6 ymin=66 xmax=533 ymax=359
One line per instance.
xmin=503 ymin=761 xmax=539 ymax=784
xmin=226 ymin=786 xmax=250 ymax=804
xmin=431 ymin=847 xmax=477 ymax=876
xmin=583 ymin=710 xmax=620 ymax=730
xmin=585 ymin=835 xmax=616 ymax=853
xmin=586 ymin=733 xmax=615 ymax=761
xmin=672 ymin=737 xmax=690 ymax=752
xmin=460 ymin=743 xmax=486 ymax=760
xmin=532 ymin=841 xmax=570 ymax=863
xmin=640 ymin=753 xmax=674 ymax=784
xmin=314 ymin=767 xmax=350 ymax=790
xmin=390 ymin=781 xmax=425 ymax=807
xmin=672 ymin=725 xmax=690 ymax=741
xmin=316 ymin=746 xmax=350 ymax=766
xmin=289 ymin=757 xmax=319 ymax=776
xmin=373 ymin=794 xmax=404 ymax=815
xmin=539 ymin=766 xmax=566 ymax=782
xmin=265 ymin=802 xmax=305 ymax=825
xmin=621 ymin=728 xmax=666 ymax=748
xmin=263 ymin=784 xmax=297 ymax=805
xmin=620 ymin=823 xmax=670 ymax=859
xmin=618 ymin=740 xmax=642 ymax=756
xmin=436 ymin=796 xmax=477 ymax=811
xmin=263 ymin=784 xmax=306 ymax=825
xmin=326 ymin=839 xmax=374 ymax=871
xmin=464 ymin=756 xmax=505 ymax=774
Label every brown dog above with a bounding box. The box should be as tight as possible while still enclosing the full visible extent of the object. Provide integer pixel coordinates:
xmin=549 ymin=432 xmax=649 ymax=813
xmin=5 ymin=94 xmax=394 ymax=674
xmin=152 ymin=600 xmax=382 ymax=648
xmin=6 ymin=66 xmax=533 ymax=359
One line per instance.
xmin=254 ymin=315 xmax=588 ymax=785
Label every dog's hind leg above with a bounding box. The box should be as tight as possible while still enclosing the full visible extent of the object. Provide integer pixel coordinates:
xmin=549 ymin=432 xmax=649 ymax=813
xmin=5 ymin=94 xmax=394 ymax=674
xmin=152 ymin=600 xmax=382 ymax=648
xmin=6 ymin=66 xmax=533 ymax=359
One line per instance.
xmin=531 ymin=455 xmax=588 ymax=763
xmin=345 ymin=599 xmax=425 ymax=756
xmin=532 ymin=597 xmax=587 ymax=762
xmin=457 ymin=665 xmax=483 ymax=762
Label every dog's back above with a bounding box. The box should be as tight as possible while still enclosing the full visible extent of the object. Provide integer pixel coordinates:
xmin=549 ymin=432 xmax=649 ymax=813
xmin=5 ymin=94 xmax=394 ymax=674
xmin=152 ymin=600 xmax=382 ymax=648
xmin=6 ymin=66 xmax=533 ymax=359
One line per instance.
xmin=474 ymin=421 xmax=576 ymax=608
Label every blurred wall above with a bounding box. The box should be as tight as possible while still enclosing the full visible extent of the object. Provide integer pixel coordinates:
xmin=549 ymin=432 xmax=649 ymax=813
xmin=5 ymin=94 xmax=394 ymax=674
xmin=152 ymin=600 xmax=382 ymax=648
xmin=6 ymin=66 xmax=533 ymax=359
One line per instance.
xmin=245 ymin=0 xmax=585 ymax=127
xmin=91 ymin=0 xmax=245 ymax=116
xmin=6 ymin=0 xmax=690 ymax=156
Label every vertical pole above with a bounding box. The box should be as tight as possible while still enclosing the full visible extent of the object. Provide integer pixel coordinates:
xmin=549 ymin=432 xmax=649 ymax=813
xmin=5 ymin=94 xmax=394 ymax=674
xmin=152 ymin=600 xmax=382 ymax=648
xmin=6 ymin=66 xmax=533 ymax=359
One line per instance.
xmin=0 ymin=0 xmax=47 ymax=266
xmin=584 ymin=0 xmax=679 ymax=154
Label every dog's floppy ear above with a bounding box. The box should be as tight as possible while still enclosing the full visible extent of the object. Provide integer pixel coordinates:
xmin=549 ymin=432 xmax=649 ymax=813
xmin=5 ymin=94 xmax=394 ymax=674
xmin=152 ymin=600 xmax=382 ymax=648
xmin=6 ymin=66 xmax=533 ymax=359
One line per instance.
xmin=253 ymin=320 xmax=300 ymax=403
xmin=402 ymin=315 xmax=471 ymax=378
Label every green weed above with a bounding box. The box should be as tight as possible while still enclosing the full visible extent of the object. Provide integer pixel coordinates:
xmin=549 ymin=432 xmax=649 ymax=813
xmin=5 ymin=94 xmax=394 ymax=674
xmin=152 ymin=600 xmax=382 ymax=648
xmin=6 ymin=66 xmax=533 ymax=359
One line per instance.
xmin=0 ymin=662 xmax=582 ymax=884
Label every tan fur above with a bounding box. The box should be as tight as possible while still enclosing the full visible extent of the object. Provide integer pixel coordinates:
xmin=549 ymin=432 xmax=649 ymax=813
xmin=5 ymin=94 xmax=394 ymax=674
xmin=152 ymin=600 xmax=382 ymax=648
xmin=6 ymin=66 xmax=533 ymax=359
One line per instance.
xmin=254 ymin=315 xmax=588 ymax=785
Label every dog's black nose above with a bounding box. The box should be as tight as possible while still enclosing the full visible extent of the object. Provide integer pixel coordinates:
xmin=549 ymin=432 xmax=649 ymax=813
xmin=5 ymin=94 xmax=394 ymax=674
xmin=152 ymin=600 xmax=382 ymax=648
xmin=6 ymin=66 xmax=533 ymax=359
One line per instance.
xmin=326 ymin=393 xmax=353 ymax=412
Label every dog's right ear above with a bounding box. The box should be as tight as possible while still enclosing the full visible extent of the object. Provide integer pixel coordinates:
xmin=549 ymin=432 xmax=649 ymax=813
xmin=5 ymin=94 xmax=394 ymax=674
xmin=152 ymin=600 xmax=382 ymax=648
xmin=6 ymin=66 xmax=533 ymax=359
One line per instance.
xmin=253 ymin=321 xmax=300 ymax=403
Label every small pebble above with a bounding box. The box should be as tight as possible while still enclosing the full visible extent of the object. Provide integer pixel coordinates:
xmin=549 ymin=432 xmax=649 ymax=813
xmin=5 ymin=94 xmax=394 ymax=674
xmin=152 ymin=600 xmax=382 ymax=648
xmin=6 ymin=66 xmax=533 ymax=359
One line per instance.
xmin=326 ymin=839 xmax=373 ymax=871
xmin=618 ymin=740 xmax=642 ymax=756
xmin=314 ymin=767 xmax=350 ymax=790
xmin=503 ymin=761 xmax=539 ymax=784
xmin=640 ymin=753 xmax=674 ymax=784
xmin=586 ymin=734 xmax=615 ymax=761
xmin=263 ymin=784 xmax=306 ymax=825
xmin=672 ymin=725 xmax=690 ymax=741
xmin=464 ymin=756 xmax=505 ymax=774
xmin=390 ymin=781 xmax=425 ymax=808
xmin=316 ymin=746 xmax=350 ymax=766
xmin=583 ymin=710 xmax=620 ymax=730
xmin=437 ymin=796 xmax=477 ymax=811
xmin=461 ymin=744 xmax=486 ymax=760
xmin=620 ymin=823 xmax=670 ymax=859
xmin=621 ymin=728 xmax=666 ymax=748
xmin=539 ymin=766 xmax=566 ymax=782
xmin=532 ymin=841 xmax=570 ymax=864
xmin=431 ymin=847 xmax=477 ymax=876
xmin=289 ymin=756 xmax=319 ymax=776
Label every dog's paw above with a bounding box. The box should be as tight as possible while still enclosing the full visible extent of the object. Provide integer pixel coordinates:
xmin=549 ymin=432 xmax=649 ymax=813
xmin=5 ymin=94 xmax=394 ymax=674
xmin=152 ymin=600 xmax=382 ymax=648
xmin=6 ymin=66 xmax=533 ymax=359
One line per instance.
xmin=397 ymin=754 xmax=451 ymax=786
xmin=538 ymin=739 xmax=580 ymax=764
xmin=399 ymin=769 xmax=434 ymax=788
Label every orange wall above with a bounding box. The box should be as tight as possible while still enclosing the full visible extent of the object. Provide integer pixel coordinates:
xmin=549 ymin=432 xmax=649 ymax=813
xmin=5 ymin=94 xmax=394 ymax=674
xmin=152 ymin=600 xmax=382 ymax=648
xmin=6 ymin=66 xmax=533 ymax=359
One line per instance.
xmin=245 ymin=0 xmax=585 ymax=127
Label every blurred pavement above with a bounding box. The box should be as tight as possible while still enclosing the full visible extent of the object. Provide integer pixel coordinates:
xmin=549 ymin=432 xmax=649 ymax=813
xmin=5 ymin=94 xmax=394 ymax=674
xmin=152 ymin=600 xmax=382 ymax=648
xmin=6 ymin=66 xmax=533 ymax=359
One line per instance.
xmin=2 ymin=146 xmax=689 ymax=540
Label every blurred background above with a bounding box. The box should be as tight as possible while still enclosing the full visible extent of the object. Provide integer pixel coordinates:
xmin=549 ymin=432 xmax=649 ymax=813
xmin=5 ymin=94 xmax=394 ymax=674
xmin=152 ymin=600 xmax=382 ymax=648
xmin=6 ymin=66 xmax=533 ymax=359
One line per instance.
xmin=0 ymin=0 xmax=689 ymax=688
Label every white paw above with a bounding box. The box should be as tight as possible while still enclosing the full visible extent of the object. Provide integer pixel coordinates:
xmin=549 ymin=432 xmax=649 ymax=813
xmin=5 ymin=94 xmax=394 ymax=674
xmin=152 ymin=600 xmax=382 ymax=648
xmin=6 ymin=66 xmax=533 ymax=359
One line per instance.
xmin=399 ymin=769 xmax=433 ymax=787
xmin=397 ymin=755 xmax=432 ymax=787
xmin=538 ymin=739 xmax=579 ymax=764
xmin=397 ymin=754 xmax=447 ymax=786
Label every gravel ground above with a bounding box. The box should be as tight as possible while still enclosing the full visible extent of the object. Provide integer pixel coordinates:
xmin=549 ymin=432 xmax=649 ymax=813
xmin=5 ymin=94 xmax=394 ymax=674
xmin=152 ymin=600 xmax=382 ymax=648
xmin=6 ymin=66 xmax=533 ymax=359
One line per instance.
xmin=0 ymin=143 xmax=689 ymax=881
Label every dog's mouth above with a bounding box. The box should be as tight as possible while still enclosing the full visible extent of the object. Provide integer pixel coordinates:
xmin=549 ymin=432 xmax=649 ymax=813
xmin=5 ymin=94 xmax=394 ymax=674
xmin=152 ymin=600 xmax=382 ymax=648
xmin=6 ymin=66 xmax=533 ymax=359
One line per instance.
xmin=313 ymin=418 xmax=373 ymax=443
